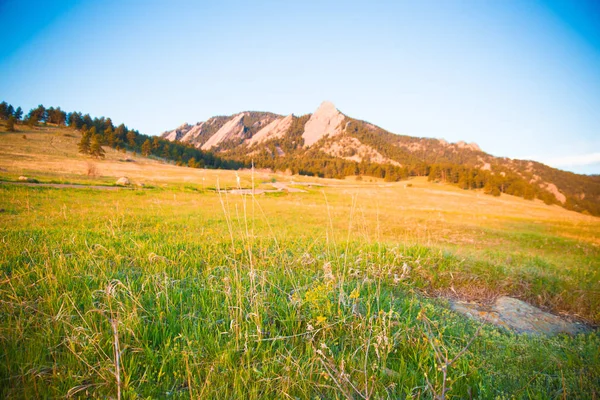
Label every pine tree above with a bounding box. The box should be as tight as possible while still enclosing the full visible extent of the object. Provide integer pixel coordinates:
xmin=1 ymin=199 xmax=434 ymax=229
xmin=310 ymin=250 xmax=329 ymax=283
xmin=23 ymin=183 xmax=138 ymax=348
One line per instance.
xmin=104 ymin=125 xmax=115 ymax=147
xmin=483 ymin=180 xmax=501 ymax=197
xmin=78 ymin=128 xmax=91 ymax=154
xmin=152 ymin=136 xmax=160 ymax=151
xmin=14 ymin=107 xmax=23 ymax=121
xmin=428 ymin=165 xmax=440 ymax=181
xmin=82 ymin=114 xmax=93 ymax=128
xmin=127 ymin=130 xmax=137 ymax=148
xmin=161 ymin=144 xmax=170 ymax=159
xmin=90 ymin=134 xmax=105 ymax=159
xmin=27 ymin=105 xmax=46 ymax=125
xmin=67 ymin=112 xmax=83 ymax=128
xmin=6 ymin=116 xmax=16 ymax=132
xmin=0 ymin=101 xmax=9 ymax=119
xmin=141 ymin=139 xmax=151 ymax=156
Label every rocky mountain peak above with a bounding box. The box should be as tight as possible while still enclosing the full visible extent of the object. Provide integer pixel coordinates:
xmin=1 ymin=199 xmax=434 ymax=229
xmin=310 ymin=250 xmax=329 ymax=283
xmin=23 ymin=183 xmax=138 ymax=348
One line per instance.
xmin=302 ymin=101 xmax=345 ymax=147
xmin=317 ymin=100 xmax=337 ymax=113
xmin=158 ymin=101 xmax=599 ymax=216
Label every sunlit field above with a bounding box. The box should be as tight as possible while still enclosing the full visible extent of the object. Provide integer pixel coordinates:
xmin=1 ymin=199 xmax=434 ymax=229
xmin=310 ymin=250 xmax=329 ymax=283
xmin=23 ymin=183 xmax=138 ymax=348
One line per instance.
xmin=1 ymin=126 xmax=599 ymax=398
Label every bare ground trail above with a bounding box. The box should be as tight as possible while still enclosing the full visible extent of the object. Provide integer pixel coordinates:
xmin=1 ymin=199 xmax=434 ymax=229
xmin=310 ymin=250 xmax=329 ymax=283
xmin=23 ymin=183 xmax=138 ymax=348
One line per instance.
xmin=0 ymin=181 xmax=128 ymax=190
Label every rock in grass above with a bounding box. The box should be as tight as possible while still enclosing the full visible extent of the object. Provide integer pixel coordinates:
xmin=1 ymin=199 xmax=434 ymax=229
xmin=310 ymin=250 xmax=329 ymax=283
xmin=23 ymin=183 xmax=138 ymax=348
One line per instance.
xmin=450 ymin=296 xmax=589 ymax=335
xmin=18 ymin=176 xmax=28 ymax=181
xmin=116 ymin=177 xmax=130 ymax=186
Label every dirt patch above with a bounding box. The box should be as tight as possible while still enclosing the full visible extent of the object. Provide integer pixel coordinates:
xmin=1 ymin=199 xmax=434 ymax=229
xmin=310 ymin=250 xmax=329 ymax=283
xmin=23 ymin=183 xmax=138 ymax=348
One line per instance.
xmin=226 ymin=188 xmax=276 ymax=195
xmin=0 ymin=181 xmax=127 ymax=191
xmin=224 ymin=182 xmax=307 ymax=195
xmin=271 ymin=182 xmax=306 ymax=192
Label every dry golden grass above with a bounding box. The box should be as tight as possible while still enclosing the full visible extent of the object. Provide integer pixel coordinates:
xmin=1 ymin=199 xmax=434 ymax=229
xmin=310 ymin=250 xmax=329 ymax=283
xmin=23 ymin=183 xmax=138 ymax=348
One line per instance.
xmin=1 ymin=124 xmax=597 ymax=234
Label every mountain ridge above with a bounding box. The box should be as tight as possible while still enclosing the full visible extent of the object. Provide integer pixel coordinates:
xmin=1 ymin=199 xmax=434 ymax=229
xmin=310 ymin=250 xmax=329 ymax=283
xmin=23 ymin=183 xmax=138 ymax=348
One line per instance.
xmin=161 ymin=101 xmax=600 ymax=216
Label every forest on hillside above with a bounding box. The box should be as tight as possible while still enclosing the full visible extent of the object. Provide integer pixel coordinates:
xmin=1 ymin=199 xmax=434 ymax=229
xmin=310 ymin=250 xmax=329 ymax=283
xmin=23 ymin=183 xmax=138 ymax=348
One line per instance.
xmin=0 ymin=101 xmax=241 ymax=170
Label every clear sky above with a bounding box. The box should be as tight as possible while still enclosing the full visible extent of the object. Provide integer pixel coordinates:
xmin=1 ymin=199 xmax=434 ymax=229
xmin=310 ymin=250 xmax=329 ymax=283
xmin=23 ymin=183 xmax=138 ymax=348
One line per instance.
xmin=1 ymin=0 xmax=599 ymax=174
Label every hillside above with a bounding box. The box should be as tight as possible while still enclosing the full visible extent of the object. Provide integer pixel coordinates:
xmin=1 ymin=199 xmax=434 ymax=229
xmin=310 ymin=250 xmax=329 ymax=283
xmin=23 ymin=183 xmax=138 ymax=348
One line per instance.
xmin=1 ymin=121 xmax=599 ymax=398
xmin=0 ymin=123 xmax=267 ymax=189
xmin=163 ymin=101 xmax=600 ymax=216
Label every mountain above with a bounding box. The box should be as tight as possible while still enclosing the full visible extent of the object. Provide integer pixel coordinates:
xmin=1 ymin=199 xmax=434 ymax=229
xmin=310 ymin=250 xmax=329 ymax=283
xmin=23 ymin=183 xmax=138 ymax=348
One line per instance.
xmin=162 ymin=112 xmax=281 ymax=150
xmin=162 ymin=101 xmax=600 ymax=216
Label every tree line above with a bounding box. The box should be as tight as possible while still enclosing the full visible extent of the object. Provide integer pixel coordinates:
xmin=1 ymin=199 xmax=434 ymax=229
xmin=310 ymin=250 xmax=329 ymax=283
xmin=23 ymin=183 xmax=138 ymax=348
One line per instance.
xmin=1 ymin=100 xmax=241 ymax=170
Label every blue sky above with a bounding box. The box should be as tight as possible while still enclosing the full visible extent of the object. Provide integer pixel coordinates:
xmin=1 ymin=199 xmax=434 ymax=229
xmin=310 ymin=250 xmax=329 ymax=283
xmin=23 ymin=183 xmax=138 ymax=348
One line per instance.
xmin=1 ymin=0 xmax=599 ymax=174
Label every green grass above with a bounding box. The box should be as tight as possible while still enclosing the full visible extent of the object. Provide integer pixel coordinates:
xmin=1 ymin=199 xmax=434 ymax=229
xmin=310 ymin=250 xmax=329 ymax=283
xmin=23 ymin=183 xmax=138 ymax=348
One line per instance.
xmin=1 ymin=184 xmax=598 ymax=399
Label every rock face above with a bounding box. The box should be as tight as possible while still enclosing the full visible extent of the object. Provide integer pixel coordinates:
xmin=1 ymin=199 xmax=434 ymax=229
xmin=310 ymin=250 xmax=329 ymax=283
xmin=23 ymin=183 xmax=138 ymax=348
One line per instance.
xmin=455 ymin=141 xmax=481 ymax=152
xmin=540 ymin=182 xmax=566 ymax=204
xmin=179 ymin=122 xmax=206 ymax=143
xmin=450 ymin=296 xmax=588 ymax=335
xmin=302 ymin=101 xmax=345 ymax=147
xmin=201 ymin=113 xmax=247 ymax=150
xmin=161 ymin=119 xmax=222 ymax=147
xmin=248 ymin=114 xmax=294 ymax=145
xmin=163 ymin=123 xmax=191 ymax=142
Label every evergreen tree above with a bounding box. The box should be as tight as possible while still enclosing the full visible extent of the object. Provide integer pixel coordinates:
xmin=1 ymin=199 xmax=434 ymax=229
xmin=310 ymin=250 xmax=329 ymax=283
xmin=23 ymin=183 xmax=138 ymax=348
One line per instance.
xmin=141 ymin=139 xmax=151 ymax=156
xmin=27 ymin=105 xmax=47 ymax=125
xmin=6 ymin=116 xmax=16 ymax=132
xmin=82 ymin=114 xmax=93 ymax=128
xmin=114 ymin=124 xmax=127 ymax=149
xmin=523 ymin=186 xmax=535 ymax=200
xmin=152 ymin=136 xmax=161 ymax=151
xmin=104 ymin=125 xmax=115 ymax=147
xmin=127 ymin=130 xmax=137 ymax=148
xmin=161 ymin=144 xmax=170 ymax=158
xmin=457 ymin=174 xmax=469 ymax=190
xmin=46 ymin=107 xmax=66 ymax=125
xmin=0 ymin=101 xmax=8 ymax=119
xmin=428 ymin=165 xmax=440 ymax=181
xmin=67 ymin=112 xmax=83 ymax=128
xmin=90 ymin=134 xmax=105 ymax=159
xmin=56 ymin=108 xmax=66 ymax=125
xmin=78 ymin=128 xmax=91 ymax=154
xmin=14 ymin=107 xmax=23 ymax=121
xmin=483 ymin=180 xmax=501 ymax=197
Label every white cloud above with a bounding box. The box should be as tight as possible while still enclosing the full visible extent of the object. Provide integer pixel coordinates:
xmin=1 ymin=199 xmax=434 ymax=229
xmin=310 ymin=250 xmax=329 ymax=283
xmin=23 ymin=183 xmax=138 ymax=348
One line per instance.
xmin=546 ymin=152 xmax=600 ymax=167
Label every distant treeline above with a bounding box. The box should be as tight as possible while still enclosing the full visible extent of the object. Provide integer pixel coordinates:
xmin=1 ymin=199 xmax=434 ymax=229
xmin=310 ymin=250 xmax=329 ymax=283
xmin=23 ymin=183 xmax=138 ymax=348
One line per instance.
xmin=344 ymin=117 xmax=600 ymax=216
xmin=248 ymin=150 xmax=563 ymax=205
xmin=0 ymin=101 xmax=242 ymax=170
xmin=219 ymin=114 xmax=599 ymax=215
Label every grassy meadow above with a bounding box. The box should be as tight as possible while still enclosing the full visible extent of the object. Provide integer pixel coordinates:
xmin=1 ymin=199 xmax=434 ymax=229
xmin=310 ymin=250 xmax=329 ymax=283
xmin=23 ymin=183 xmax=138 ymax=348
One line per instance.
xmin=1 ymin=125 xmax=599 ymax=398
